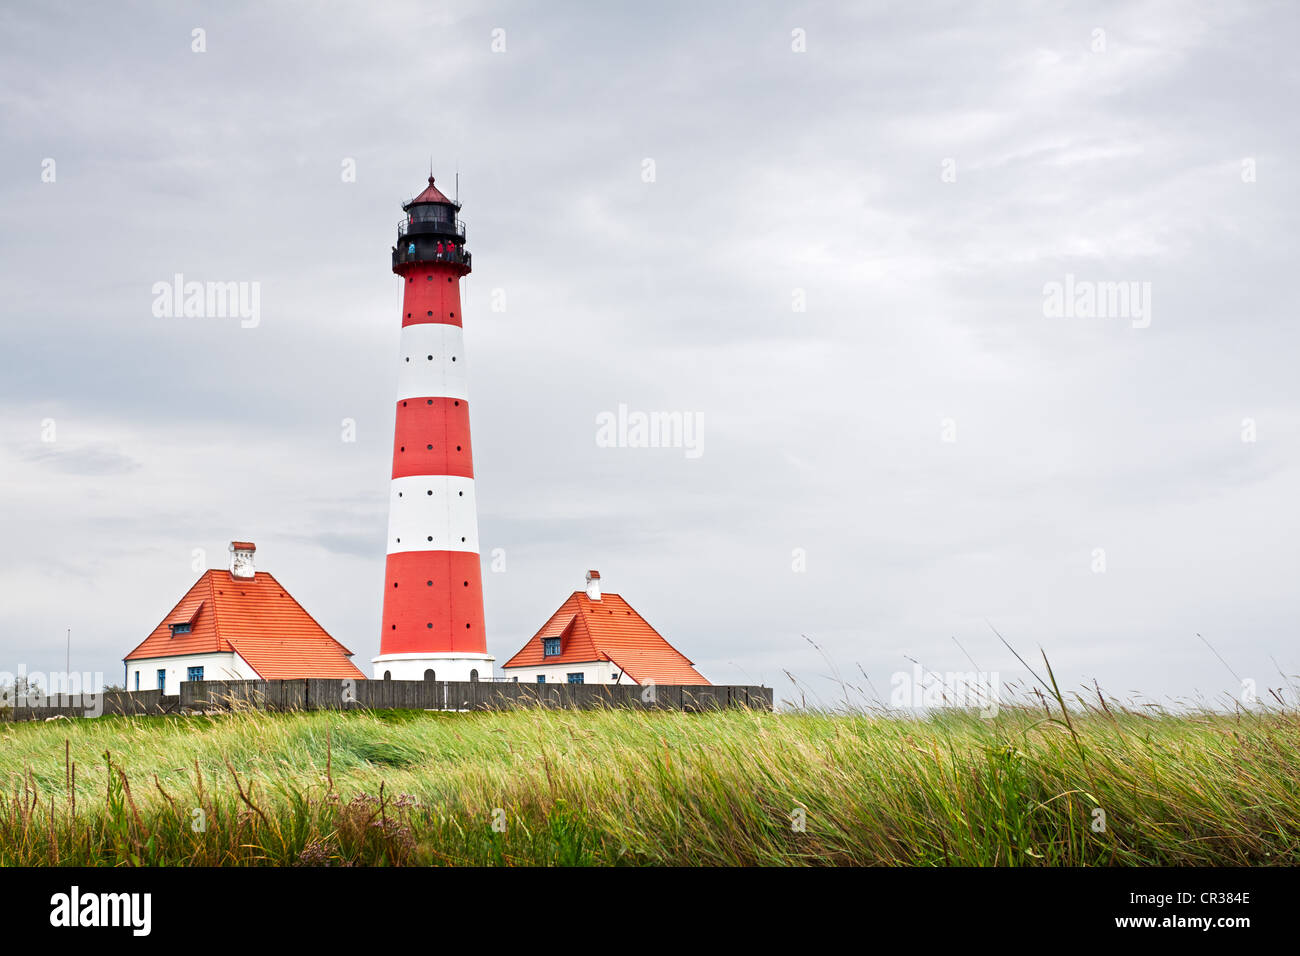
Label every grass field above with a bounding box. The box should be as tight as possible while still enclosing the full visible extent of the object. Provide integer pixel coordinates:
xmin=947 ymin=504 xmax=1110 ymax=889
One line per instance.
xmin=1 ymin=691 xmax=1298 ymax=866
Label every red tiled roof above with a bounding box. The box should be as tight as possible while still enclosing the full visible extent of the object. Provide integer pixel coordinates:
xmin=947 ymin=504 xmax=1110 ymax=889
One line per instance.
xmin=125 ymin=570 xmax=366 ymax=680
xmin=411 ymin=176 xmax=452 ymax=205
xmin=502 ymin=590 xmax=709 ymax=685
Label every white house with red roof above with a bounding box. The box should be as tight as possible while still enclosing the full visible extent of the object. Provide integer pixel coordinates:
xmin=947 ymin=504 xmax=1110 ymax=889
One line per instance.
xmin=124 ymin=542 xmax=366 ymax=694
xmin=500 ymin=571 xmax=709 ymax=686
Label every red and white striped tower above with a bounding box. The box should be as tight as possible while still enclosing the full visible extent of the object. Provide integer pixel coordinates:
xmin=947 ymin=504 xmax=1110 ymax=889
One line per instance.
xmin=373 ymin=175 xmax=493 ymax=682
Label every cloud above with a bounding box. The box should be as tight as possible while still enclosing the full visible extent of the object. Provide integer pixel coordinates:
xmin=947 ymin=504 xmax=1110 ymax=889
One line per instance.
xmin=0 ymin=0 xmax=1297 ymax=705
xmin=17 ymin=443 xmax=142 ymax=476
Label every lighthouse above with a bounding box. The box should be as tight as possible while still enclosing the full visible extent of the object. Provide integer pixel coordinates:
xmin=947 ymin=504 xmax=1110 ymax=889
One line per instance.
xmin=372 ymin=175 xmax=494 ymax=682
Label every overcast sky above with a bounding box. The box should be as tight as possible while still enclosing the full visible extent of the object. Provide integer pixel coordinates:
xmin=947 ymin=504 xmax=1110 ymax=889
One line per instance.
xmin=2 ymin=1 xmax=1297 ymax=709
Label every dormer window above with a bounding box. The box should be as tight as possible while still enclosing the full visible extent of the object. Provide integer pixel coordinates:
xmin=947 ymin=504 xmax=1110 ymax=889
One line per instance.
xmin=169 ymin=600 xmax=203 ymax=636
xmin=543 ymin=637 xmax=561 ymax=656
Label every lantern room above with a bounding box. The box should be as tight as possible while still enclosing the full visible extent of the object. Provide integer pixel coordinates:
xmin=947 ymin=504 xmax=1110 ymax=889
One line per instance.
xmin=393 ymin=177 xmax=470 ymax=275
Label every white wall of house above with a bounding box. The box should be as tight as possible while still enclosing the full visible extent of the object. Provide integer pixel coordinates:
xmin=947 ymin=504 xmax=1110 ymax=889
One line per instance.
xmin=501 ymin=659 xmax=630 ymax=685
xmin=126 ymin=651 xmax=258 ymax=695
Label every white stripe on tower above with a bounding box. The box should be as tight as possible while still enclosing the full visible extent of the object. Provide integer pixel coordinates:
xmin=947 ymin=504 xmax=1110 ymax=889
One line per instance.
xmin=386 ymin=476 xmax=480 ymax=554
xmin=394 ymin=324 xmax=470 ymax=402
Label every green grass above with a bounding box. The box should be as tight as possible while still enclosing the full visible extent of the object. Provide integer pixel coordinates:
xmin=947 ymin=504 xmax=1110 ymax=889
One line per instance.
xmin=0 ymin=699 xmax=1297 ymax=866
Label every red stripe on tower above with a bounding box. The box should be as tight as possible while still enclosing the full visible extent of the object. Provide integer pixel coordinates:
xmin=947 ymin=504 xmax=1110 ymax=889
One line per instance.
xmin=373 ymin=175 xmax=494 ymax=683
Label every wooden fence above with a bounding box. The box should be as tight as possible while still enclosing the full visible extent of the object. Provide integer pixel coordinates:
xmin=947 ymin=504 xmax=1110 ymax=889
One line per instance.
xmin=1 ymin=679 xmax=771 ymax=721
xmin=0 ymin=689 xmax=177 ymax=722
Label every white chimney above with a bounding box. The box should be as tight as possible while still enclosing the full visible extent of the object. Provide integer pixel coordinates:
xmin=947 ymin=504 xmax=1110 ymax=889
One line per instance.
xmin=229 ymin=541 xmax=256 ymax=579
xmin=585 ymin=569 xmax=602 ymax=601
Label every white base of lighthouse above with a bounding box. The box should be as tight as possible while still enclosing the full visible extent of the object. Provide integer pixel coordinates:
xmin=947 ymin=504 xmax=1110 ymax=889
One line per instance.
xmin=371 ymin=652 xmax=495 ymax=683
